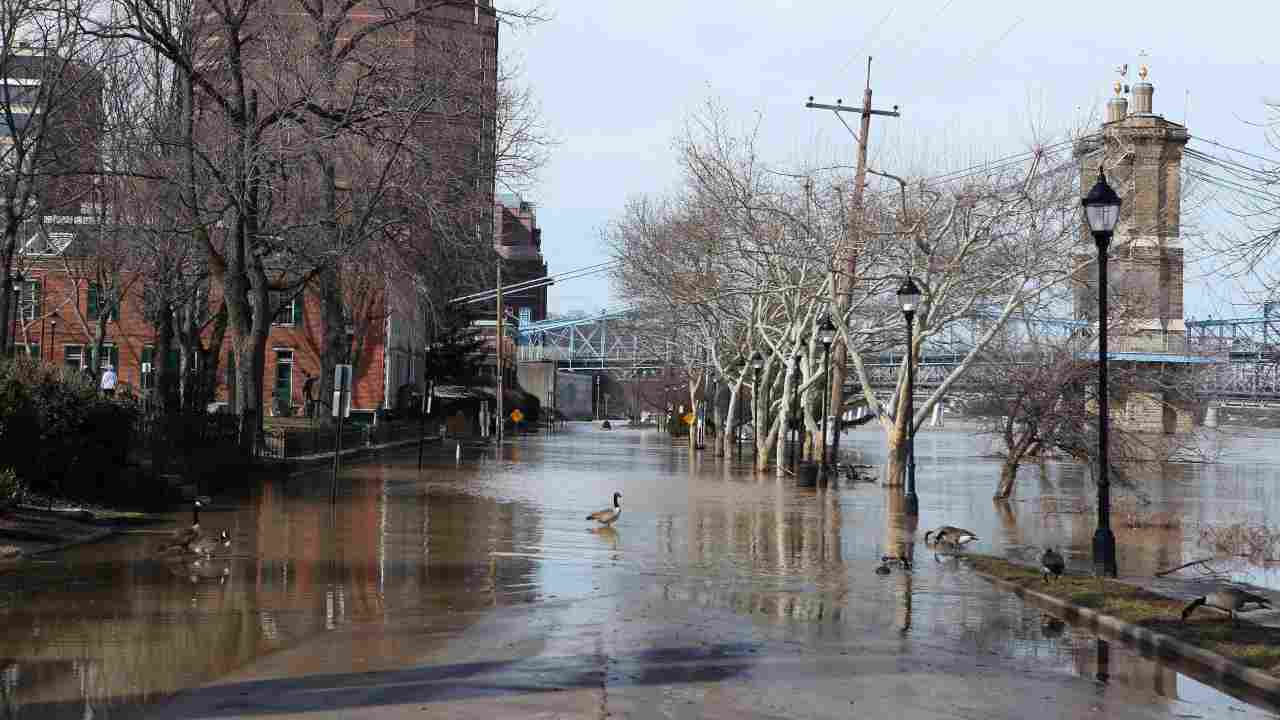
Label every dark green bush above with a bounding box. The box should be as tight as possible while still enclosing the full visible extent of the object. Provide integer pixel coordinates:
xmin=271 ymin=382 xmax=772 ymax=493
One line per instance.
xmin=0 ymin=467 xmax=22 ymax=510
xmin=0 ymin=358 xmax=139 ymax=502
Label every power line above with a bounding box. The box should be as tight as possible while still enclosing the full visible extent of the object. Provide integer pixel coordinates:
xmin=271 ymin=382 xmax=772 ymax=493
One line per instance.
xmin=1189 ymin=134 xmax=1280 ymax=168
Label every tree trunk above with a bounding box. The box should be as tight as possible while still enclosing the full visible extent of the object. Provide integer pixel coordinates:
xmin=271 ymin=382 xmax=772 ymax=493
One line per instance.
xmin=885 ymin=412 xmax=908 ymax=486
xmin=994 ymin=461 xmax=1018 ymax=500
xmin=151 ymin=307 xmax=175 ymax=484
xmin=773 ymin=363 xmax=793 ymax=475
xmin=0 ymin=253 xmax=11 ymax=355
xmin=723 ymin=383 xmax=740 ymax=460
xmin=318 ymin=264 xmax=347 ymax=426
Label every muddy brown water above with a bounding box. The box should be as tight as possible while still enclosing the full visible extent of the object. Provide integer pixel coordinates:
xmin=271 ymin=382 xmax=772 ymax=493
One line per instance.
xmin=0 ymin=422 xmax=1277 ymax=718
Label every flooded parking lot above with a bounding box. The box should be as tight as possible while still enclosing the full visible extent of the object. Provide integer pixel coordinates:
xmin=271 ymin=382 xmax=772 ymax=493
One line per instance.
xmin=1 ymin=422 xmax=1279 ymax=718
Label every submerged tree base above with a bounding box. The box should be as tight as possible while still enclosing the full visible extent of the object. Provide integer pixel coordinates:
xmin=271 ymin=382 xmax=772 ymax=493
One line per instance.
xmin=969 ymin=555 xmax=1280 ymax=676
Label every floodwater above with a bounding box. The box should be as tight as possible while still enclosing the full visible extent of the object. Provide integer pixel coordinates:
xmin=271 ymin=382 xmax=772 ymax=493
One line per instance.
xmin=0 ymin=422 xmax=1278 ymax=718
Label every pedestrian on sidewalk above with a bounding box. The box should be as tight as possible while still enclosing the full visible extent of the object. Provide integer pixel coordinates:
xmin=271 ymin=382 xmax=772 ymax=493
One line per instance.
xmin=100 ymin=364 xmax=117 ymax=399
xmin=302 ymin=371 xmax=317 ymax=418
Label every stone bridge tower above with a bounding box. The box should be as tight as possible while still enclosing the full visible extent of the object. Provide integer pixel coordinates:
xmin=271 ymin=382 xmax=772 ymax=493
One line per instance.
xmin=1074 ymin=65 xmax=1195 ymax=434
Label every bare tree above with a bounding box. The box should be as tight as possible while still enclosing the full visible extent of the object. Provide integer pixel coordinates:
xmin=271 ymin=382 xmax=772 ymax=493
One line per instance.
xmin=0 ymin=0 xmax=110 ymax=354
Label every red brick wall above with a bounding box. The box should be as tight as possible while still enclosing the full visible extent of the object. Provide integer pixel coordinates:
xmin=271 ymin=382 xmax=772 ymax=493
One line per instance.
xmin=13 ymin=258 xmax=389 ymax=414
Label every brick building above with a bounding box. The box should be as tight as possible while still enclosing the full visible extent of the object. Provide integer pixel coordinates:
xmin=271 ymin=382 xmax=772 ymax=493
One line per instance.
xmin=10 ymin=230 xmax=411 ymax=421
xmin=494 ymin=192 xmax=549 ymax=327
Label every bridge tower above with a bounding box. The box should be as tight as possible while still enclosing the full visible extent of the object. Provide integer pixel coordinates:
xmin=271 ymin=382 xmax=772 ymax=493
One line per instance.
xmin=1074 ymin=64 xmax=1196 ymax=433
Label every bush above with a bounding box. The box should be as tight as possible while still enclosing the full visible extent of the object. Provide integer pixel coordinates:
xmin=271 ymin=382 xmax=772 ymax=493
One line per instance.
xmin=0 ymin=467 xmax=23 ymax=510
xmin=0 ymin=358 xmax=139 ymax=502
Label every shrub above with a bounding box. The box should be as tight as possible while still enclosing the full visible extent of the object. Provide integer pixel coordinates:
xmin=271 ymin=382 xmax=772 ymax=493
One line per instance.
xmin=0 ymin=357 xmax=140 ymax=502
xmin=0 ymin=467 xmax=23 ymax=510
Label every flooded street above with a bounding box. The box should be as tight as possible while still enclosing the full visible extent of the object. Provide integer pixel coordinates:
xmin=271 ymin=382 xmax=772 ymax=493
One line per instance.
xmin=2 ymin=422 xmax=1280 ymax=718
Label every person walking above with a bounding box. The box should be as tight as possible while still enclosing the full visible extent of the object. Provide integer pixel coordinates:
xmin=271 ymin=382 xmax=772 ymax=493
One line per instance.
xmin=100 ymin=364 xmax=118 ymax=399
xmin=302 ymin=371 xmax=317 ymax=418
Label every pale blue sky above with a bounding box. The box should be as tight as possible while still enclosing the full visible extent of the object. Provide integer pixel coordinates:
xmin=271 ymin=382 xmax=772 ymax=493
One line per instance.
xmin=507 ymin=1 xmax=1279 ymax=320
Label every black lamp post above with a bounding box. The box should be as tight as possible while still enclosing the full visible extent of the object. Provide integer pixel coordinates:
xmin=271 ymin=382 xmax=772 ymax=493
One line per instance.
xmin=48 ymin=310 xmax=58 ymax=363
xmin=1082 ymin=167 xmax=1122 ymax=578
xmin=898 ymin=277 xmax=922 ymax=515
xmin=818 ymin=315 xmax=836 ymax=477
xmin=791 ymin=353 xmax=801 ymax=471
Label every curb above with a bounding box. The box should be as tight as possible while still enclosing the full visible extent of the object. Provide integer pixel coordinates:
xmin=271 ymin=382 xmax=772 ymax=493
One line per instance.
xmin=978 ymin=571 xmax=1280 ymax=708
xmin=283 ymin=436 xmax=441 ymax=477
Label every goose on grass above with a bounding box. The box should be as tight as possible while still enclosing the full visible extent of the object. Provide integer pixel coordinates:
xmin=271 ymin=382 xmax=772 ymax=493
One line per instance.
xmin=586 ymin=492 xmax=622 ymax=527
xmin=1181 ymin=588 xmax=1271 ymax=626
xmin=1040 ymin=548 xmax=1065 ymax=583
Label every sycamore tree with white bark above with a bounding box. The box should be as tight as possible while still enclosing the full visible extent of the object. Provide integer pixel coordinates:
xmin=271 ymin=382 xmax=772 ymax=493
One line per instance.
xmin=612 ymin=102 xmax=1091 ymax=479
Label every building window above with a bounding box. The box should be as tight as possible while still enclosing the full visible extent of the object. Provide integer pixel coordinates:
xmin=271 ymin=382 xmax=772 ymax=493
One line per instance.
xmin=18 ymin=279 xmax=39 ymax=321
xmin=273 ymin=349 xmax=294 ymax=405
xmin=64 ymin=345 xmax=83 ymax=370
xmin=7 ymin=344 xmax=37 ymax=359
xmin=92 ymin=344 xmax=119 ymax=370
xmin=518 ymin=306 xmax=531 ymax=327
xmin=273 ymin=293 xmax=301 ymax=326
xmin=86 ymin=282 xmax=117 ymax=322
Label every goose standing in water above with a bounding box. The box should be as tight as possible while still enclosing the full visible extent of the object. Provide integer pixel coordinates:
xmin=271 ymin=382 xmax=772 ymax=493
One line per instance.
xmin=586 ymin=492 xmax=622 ymax=527
xmin=185 ymin=530 xmax=232 ymax=557
xmin=157 ymin=499 xmax=205 ymax=554
xmin=924 ymin=526 xmax=979 ymax=561
xmin=1040 ymin=548 xmax=1065 ymax=583
xmin=926 ymin=526 xmax=979 ymax=548
xmin=1181 ymin=588 xmax=1272 ymax=626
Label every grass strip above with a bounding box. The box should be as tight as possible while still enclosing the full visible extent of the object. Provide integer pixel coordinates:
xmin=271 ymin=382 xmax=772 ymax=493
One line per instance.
xmin=968 ymin=554 xmax=1280 ymax=676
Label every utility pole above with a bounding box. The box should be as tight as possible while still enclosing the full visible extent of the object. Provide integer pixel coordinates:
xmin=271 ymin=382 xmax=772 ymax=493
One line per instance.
xmin=805 ymin=56 xmax=900 ymax=465
xmin=496 ymin=261 xmax=504 ymax=445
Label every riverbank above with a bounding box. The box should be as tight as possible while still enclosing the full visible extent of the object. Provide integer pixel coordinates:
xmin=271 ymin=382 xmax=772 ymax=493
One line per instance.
xmin=0 ymin=503 xmax=160 ymax=563
xmin=970 ymin=554 xmax=1280 ymax=705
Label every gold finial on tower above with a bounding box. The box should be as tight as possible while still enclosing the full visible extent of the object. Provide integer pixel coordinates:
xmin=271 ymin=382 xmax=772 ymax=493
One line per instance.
xmin=1138 ymin=64 xmax=1148 ymax=81
xmin=1114 ymin=80 xmax=1123 ymax=96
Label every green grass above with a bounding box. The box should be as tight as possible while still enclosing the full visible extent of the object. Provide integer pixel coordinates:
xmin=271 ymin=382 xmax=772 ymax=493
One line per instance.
xmin=969 ymin=555 xmax=1280 ymax=675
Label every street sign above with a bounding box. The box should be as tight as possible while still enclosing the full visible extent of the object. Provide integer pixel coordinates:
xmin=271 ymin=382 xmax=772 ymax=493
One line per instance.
xmin=331 ymin=390 xmax=350 ymax=418
xmin=334 ymin=364 xmax=353 ymax=392
xmin=332 ymin=364 xmax=353 ymax=418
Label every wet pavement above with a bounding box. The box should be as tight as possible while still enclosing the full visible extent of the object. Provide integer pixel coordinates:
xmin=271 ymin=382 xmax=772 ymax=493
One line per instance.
xmin=1 ymin=422 xmax=1279 ymax=718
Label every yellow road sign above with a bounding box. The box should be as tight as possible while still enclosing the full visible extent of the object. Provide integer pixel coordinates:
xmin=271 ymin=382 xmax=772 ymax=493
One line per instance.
xmin=682 ymin=412 xmax=695 ymax=426
xmin=510 ymin=409 xmax=524 ymax=423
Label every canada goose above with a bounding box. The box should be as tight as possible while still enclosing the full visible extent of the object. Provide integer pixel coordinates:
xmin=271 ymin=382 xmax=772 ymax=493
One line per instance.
xmin=924 ymin=526 xmax=978 ymax=562
xmin=1181 ymin=588 xmax=1272 ymax=626
xmin=586 ymin=492 xmax=622 ymax=527
xmin=925 ymin=526 xmax=979 ymax=547
xmin=880 ymin=554 xmax=912 ymax=571
xmin=1040 ymin=548 xmax=1066 ymax=583
xmin=165 ymin=556 xmax=231 ymax=584
xmin=157 ymin=499 xmax=204 ymax=553
xmin=185 ymin=530 xmax=232 ymax=557
xmin=1041 ymin=616 xmax=1066 ymax=639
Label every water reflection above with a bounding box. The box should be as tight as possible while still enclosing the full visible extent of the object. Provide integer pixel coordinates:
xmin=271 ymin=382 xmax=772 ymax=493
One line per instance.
xmin=0 ymin=425 xmax=1274 ymax=717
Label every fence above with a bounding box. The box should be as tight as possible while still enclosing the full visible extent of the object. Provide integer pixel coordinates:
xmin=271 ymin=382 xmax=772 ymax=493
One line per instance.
xmin=133 ymin=411 xmax=434 ymax=465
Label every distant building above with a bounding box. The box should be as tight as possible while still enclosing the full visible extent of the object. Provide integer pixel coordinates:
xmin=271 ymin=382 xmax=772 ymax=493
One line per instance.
xmin=495 ymin=192 xmax=548 ymax=327
xmin=0 ymin=44 xmax=103 ymax=217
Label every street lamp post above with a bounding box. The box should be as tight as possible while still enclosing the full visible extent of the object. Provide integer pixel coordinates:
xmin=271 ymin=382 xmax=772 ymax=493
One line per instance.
xmin=791 ymin=353 xmax=801 ymax=471
xmin=818 ymin=315 xmax=836 ymax=479
xmin=747 ymin=355 xmax=759 ymax=456
xmin=48 ymin=311 xmax=58 ymax=363
xmin=898 ymin=278 xmax=922 ymax=515
xmin=1082 ymin=167 xmax=1122 ymax=578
